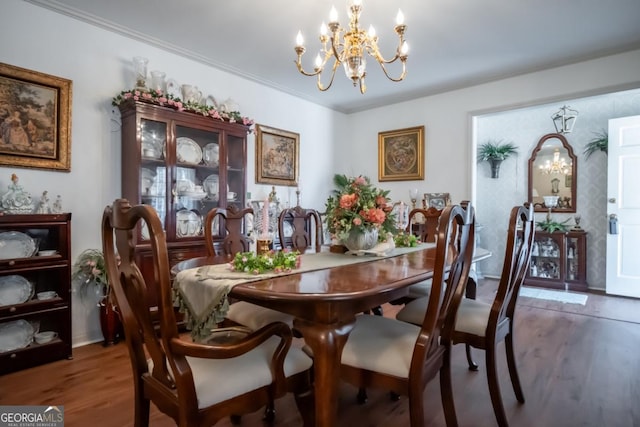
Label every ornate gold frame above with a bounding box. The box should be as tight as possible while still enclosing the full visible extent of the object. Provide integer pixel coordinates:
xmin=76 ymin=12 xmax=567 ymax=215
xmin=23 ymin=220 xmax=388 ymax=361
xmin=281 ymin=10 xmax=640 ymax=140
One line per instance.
xmin=0 ymin=62 xmax=72 ymax=172
xmin=378 ymin=125 xmax=424 ymax=181
xmin=255 ymin=124 xmax=299 ymax=186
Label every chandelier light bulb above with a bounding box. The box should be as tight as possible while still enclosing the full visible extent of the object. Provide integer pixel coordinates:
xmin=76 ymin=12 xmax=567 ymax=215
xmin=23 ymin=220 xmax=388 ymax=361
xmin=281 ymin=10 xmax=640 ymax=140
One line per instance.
xmin=396 ymin=9 xmax=405 ymax=25
xmin=296 ymin=31 xmax=304 ymax=47
xmin=400 ymin=41 xmax=409 ymax=55
xmin=320 ymin=22 xmax=328 ymax=36
xmin=314 ymin=54 xmax=323 ymax=69
xmin=368 ymin=25 xmax=376 ymax=38
xmin=329 ymin=6 xmax=338 ymax=23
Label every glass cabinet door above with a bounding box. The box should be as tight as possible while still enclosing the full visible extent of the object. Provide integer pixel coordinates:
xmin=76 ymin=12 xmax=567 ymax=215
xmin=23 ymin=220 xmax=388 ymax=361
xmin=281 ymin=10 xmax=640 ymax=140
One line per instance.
xmin=140 ymin=118 xmax=168 ymax=240
xmin=566 ymin=236 xmax=580 ymax=281
xmin=530 ymin=236 xmax=561 ymax=279
xmin=173 ymin=125 xmax=221 ymax=240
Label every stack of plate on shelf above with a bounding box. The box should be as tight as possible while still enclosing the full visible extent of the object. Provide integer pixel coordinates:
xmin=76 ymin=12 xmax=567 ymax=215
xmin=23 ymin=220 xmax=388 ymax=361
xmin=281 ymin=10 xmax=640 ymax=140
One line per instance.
xmin=202 ymin=143 xmax=219 ymax=167
xmin=0 ymin=275 xmax=33 ymax=306
xmin=203 ymin=174 xmax=219 ymax=200
xmin=176 ymin=137 xmax=202 ymax=165
xmin=0 ymin=231 xmax=37 ymax=260
xmin=0 ymin=319 xmax=34 ymax=352
xmin=176 ymin=210 xmax=202 ymax=237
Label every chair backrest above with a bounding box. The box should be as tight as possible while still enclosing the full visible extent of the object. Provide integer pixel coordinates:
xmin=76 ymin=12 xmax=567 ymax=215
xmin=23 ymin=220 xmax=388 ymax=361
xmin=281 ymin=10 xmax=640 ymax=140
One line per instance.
xmin=407 ymin=207 xmax=442 ymax=243
xmin=412 ymin=203 xmax=475 ymax=364
xmin=204 ymin=205 xmax=253 ymax=256
xmin=492 ymin=204 xmax=536 ymax=324
xmin=278 ymin=206 xmax=323 ymax=253
xmin=102 ymin=199 xmax=184 ymax=398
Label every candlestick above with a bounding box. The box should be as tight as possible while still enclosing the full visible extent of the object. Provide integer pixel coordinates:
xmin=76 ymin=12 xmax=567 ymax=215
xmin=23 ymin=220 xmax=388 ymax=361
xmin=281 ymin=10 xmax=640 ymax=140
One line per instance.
xmin=261 ymin=198 xmax=270 ymax=238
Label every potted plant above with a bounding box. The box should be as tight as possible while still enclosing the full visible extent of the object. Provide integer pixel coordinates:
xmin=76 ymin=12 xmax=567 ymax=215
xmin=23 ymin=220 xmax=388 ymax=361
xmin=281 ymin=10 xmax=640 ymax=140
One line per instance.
xmin=324 ymin=174 xmax=396 ymax=251
xmin=478 ymin=140 xmax=518 ymax=178
xmin=584 ymin=129 xmax=608 ymax=159
xmin=72 ymin=249 xmax=122 ymax=346
xmin=536 ymin=217 xmax=571 ymax=233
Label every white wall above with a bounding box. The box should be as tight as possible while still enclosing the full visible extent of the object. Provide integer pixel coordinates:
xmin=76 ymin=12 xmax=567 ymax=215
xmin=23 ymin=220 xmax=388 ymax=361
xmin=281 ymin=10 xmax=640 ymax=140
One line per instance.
xmin=2 ymin=0 xmax=343 ymax=345
xmin=3 ymin=0 xmax=640 ymax=345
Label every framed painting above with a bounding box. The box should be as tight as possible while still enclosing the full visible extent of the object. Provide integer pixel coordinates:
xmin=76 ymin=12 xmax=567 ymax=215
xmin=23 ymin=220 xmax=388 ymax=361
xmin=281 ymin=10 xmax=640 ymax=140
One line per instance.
xmin=378 ymin=125 xmax=424 ymax=181
xmin=0 ymin=63 xmax=72 ymax=171
xmin=424 ymin=192 xmax=451 ymax=209
xmin=255 ymin=124 xmax=299 ymax=186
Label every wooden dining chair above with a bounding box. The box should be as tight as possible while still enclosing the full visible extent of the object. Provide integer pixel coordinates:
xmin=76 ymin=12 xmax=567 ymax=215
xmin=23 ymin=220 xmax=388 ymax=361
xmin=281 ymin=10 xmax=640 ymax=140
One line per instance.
xmin=102 ymin=199 xmax=314 ymax=427
xmin=204 ymin=205 xmax=295 ymax=332
xmin=396 ymin=204 xmax=535 ymax=427
xmin=277 ymin=206 xmax=322 ymax=253
xmin=340 ymin=203 xmax=476 ymax=427
xmin=404 ymin=206 xmax=443 ymax=300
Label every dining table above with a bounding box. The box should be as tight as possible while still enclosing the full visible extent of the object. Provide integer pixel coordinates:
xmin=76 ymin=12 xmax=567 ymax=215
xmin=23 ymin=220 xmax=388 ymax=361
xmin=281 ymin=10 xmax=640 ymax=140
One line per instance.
xmin=172 ymin=244 xmax=491 ymax=427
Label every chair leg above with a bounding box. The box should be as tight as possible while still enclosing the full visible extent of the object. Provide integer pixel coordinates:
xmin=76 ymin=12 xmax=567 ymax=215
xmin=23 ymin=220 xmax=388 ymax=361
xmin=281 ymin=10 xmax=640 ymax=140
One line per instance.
xmin=465 ymin=343 xmax=479 ymax=371
xmin=486 ymin=344 xmax=509 ymax=427
xmin=371 ymin=305 xmax=384 ymax=316
xmin=230 ymin=414 xmax=242 ymax=425
xmin=263 ymin=401 xmax=276 ymax=423
xmin=133 ymin=384 xmax=150 ymax=427
xmin=439 ymin=346 xmax=459 ymax=427
xmin=357 ymin=387 xmax=368 ymax=404
xmin=505 ymin=332 xmax=525 ymax=403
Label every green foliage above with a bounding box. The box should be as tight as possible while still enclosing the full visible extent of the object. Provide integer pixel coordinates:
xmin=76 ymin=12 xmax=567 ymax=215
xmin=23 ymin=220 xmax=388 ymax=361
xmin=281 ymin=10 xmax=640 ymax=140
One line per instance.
xmin=536 ymin=218 xmax=571 ymax=232
xmin=230 ymin=250 xmax=301 ymax=274
xmin=584 ymin=129 xmax=608 ymax=159
xmin=394 ymin=232 xmax=418 ymax=247
xmin=72 ymin=249 xmax=108 ymax=300
xmin=477 ymin=140 xmax=518 ymax=162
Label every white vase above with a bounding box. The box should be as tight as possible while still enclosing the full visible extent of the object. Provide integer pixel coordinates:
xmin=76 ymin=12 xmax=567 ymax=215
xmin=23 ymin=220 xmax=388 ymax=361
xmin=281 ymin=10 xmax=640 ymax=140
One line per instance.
xmin=343 ymin=228 xmax=379 ymax=252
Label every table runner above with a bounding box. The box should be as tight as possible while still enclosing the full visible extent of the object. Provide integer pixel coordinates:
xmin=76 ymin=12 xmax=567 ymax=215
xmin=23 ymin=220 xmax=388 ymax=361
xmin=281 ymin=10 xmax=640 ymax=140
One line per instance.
xmin=174 ymin=244 xmax=433 ymax=340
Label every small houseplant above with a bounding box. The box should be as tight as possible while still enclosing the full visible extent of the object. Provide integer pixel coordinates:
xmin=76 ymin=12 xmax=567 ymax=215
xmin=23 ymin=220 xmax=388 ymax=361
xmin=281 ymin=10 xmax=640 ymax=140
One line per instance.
xmin=72 ymin=249 xmax=122 ymax=345
xmin=478 ymin=140 xmax=518 ymax=178
xmin=584 ymin=129 xmax=608 ymax=159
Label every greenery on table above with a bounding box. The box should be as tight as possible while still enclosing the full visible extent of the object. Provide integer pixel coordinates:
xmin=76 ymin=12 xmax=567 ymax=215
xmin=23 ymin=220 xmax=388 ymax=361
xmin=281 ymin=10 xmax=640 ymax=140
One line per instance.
xmin=536 ymin=218 xmax=571 ymax=232
xmin=477 ymin=140 xmax=518 ymax=161
xmin=230 ymin=250 xmax=301 ymax=274
xmin=394 ymin=232 xmax=419 ymax=247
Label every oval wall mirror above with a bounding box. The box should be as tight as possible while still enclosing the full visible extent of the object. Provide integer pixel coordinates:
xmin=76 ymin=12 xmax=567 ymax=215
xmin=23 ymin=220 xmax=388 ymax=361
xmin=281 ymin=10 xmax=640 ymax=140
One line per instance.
xmin=528 ymin=133 xmax=577 ymax=213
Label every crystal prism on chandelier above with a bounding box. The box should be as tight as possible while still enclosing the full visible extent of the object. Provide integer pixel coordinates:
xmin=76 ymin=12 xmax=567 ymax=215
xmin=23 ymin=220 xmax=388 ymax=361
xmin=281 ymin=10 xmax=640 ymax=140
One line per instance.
xmin=294 ymin=0 xmax=409 ymax=94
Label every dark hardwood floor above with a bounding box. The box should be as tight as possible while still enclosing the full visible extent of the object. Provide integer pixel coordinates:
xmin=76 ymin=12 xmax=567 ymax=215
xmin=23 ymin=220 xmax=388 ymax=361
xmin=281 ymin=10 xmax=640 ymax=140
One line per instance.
xmin=2 ymin=279 xmax=639 ymax=427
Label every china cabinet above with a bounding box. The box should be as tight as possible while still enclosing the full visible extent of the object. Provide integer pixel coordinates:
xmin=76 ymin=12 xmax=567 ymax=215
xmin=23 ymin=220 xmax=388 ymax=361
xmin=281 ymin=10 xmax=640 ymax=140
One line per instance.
xmin=0 ymin=213 xmax=72 ymax=374
xmin=525 ymin=230 xmax=587 ymax=291
xmin=118 ymin=99 xmax=249 ymax=304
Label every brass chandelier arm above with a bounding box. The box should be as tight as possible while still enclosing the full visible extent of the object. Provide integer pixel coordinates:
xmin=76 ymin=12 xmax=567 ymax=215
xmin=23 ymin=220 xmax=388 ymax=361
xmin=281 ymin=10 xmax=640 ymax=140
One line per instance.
xmin=317 ymin=59 xmax=341 ymax=92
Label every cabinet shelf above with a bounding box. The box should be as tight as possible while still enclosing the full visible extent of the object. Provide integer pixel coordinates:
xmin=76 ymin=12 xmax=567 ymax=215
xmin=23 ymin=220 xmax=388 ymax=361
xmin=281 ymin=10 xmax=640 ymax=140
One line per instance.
xmin=0 ymin=214 xmax=72 ymax=374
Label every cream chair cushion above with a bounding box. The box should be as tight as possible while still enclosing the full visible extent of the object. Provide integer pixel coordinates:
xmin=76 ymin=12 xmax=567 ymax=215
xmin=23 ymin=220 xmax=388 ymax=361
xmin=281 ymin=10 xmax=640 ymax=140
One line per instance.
xmin=226 ymin=301 xmax=294 ymax=331
xmin=406 ymin=279 xmax=432 ymax=299
xmin=397 ymin=296 xmax=491 ymax=338
xmin=149 ymin=336 xmax=312 ymax=409
xmin=341 ymin=314 xmax=420 ymax=379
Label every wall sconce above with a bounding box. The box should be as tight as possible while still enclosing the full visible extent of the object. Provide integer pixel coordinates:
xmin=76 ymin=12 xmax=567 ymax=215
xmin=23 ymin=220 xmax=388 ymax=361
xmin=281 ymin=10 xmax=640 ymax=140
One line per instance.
xmin=552 ymin=105 xmax=578 ymax=134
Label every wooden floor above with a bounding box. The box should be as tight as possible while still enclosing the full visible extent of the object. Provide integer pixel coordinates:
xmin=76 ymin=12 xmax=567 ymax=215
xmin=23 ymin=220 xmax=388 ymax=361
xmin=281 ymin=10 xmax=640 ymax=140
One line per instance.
xmin=2 ymin=279 xmax=640 ymax=427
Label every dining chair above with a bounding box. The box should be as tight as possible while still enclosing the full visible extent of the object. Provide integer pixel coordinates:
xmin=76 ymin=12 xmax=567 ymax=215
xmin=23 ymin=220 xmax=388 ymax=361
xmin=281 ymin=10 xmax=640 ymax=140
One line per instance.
xmin=102 ymin=199 xmax=314 ymax=427
xmin=396 ymin=204 xmax=535 ymax=427
xmin=404 ymin=206 xmax=443 ymax=299
xmin=277 ymin=205 xmax=322 ymax=253
xmin=340 ymin=203 xmax=476 ymax=427
xmin=204 ymin=205 xmax=295 ymax=332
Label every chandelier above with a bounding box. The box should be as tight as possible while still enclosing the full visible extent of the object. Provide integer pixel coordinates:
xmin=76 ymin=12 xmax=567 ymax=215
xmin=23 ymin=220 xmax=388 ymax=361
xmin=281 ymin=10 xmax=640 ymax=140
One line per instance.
xmin=539 ymin=148 xmax=571 ymax=175
xmin=294 ymin=0 xmax=408 ymax=94
xmin=552 ymin=105 xmax=578 ymax=134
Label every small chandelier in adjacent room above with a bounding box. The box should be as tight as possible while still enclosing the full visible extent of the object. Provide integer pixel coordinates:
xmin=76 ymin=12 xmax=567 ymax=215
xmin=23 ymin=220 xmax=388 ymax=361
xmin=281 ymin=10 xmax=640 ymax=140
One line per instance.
xmin=539 ymin=148 xmax=572 ymax=175
xmin=552 ymin=105 xmax=578 ymax=134
xmin=294 ymin=0 xmax=408 ymax=94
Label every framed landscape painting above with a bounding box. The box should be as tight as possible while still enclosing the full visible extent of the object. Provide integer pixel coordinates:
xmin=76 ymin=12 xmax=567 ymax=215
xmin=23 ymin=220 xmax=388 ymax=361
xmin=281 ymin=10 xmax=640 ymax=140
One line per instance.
xmin=0 ymin=62 xmax=72 ymax=171
xmin=378 ymin=125 xmax=424 ymax=181
xmin=255 ymin=124 xmax=299 ymax=186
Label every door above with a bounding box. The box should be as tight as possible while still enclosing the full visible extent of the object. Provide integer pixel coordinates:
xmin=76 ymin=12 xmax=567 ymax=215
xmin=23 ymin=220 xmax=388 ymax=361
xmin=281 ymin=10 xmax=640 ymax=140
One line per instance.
xmin=606 ymin=115 xmax=640 ymax=297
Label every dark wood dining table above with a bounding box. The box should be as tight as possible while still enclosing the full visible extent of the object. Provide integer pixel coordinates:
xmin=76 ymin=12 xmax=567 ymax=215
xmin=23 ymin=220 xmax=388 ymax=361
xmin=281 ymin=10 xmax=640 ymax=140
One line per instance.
xmin=173 ymin=245 xmax=491 ymax=427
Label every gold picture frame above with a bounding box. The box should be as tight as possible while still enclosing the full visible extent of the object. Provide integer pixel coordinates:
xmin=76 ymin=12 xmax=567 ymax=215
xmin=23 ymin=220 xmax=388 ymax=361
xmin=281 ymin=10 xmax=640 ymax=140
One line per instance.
xmin=0 ymin=62 xmax=72 ymax=172
xmin=255 ymin=124 xmax=299 ymax=186
xmin=378 ymin=125 xmax=424 ymax=181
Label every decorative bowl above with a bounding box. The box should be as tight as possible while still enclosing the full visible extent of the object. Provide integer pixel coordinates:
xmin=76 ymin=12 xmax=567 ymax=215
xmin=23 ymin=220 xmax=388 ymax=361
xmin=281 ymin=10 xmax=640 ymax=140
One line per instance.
xmin=34 ymin=331 xmax=57 ymax=344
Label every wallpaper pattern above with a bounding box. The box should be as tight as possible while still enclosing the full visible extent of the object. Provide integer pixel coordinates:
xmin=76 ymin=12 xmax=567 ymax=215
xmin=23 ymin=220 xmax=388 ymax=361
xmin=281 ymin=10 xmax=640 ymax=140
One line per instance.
xmin=475 ymin=89 xmax=640 ymax=290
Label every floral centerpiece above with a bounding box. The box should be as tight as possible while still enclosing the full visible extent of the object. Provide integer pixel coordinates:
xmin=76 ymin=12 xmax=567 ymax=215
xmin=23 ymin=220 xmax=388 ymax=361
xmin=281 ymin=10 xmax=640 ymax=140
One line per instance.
xmin=111 ymin=88 xmax=255 ymax=131
xmin=72 ymin=249 xmax=108 ymax=300
xmin=324 ymin=174 xmax=396 ymax=250
xmin=230 ymin=250 xmax=301 ymax=275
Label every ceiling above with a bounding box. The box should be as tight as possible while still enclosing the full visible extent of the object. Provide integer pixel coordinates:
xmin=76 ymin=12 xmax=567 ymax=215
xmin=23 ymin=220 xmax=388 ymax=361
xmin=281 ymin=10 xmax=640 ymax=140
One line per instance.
xmin=28 ymin=0 xmax=640 ymax=114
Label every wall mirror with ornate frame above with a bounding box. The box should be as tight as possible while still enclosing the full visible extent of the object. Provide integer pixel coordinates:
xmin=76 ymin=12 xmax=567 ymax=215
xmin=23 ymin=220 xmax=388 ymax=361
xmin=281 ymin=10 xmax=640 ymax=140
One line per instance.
xmin=528 ymin=133 xmax=577 ymax=213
